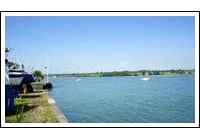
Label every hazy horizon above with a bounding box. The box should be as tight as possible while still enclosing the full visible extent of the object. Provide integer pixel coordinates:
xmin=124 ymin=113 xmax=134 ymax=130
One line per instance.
xmin=5 ymin=16 xmax=195 ymax=74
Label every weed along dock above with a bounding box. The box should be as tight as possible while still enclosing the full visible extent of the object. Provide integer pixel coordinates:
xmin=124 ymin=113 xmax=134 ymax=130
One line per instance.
xmin=5 ymin=88 xmax=68 ymax=123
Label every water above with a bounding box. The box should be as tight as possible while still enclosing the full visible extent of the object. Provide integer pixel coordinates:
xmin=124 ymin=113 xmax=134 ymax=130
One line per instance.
xmin=49 ymin=75 xmax=195 ymax=123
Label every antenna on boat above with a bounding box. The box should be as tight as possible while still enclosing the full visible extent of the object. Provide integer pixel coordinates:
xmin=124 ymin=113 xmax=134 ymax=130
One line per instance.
xmin=5 ymin=47 xmax=13 ymax=57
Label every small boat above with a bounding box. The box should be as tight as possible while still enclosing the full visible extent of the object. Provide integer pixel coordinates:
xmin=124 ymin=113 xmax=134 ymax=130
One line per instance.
xmin=53 ymin=76 xmax=56 ymax=78
xmin=141 ymin=77 xmax=151 ymax=81
xmin=75 ymin=78 xmax=80 ymax=82
xmin=74 ymin=75 xmax=80 ymax=82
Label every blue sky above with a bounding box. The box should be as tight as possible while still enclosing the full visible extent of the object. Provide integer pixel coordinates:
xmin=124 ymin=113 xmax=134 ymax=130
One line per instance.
xmin=5 ymin=16 xmax=195 ymax=74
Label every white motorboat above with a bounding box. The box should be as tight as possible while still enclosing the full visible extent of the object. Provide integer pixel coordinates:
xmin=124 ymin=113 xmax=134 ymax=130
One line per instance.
xmin=74 ymin=75 xmax=81 ymax=82
xmin=141 ymin=77 xmax=151 ymax=81
xmin=53 ymin=76 xmax=57 ymax=78
xmin=6 ymin=48 xmax=35 ymax=97
xmin=75 ymin=78 xmax=80 ymax=82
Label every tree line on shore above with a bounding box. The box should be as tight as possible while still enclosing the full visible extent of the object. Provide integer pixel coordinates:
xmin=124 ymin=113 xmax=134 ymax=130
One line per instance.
xmin=47 ymin=69 xmax=195 ymax=77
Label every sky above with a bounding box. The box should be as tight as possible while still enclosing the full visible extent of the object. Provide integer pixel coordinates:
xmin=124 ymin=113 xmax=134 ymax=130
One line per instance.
xmin=5 ymin=16 xmax=195 ymax=74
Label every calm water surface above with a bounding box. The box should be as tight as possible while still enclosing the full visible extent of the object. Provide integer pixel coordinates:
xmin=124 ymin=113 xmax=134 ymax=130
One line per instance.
xmin=49 ymin=75 xmax=195 ymax=123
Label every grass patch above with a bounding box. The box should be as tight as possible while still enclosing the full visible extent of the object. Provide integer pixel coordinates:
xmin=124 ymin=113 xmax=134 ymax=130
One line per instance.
xmin=5 ymin=92 xmax=58 ymax=123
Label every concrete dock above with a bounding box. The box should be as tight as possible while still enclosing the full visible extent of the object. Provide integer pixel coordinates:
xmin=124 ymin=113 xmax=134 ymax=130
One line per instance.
xmin=45 ymin=91 xmax=69 ymax=123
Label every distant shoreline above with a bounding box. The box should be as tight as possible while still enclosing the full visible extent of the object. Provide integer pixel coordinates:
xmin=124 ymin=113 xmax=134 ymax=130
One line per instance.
xmin=46 ymin=69 xmax=195 ymax=77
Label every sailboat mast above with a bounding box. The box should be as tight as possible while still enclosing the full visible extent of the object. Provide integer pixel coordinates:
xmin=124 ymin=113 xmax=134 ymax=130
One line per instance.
xmin=45 ymin=65 xmax=48 ymax=83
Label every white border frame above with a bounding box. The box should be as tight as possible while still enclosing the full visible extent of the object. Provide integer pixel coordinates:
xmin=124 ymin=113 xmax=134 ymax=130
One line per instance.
xmin=1 ymin=12 xmax=199 ymax=127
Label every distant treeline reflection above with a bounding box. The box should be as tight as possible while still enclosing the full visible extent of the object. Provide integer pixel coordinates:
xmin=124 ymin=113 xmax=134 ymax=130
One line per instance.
xmin=47 ymin=69 xmax=195 ymax=77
